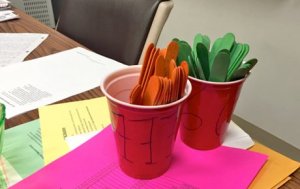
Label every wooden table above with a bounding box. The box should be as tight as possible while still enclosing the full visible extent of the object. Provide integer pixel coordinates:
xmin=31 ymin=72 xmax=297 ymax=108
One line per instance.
xmin=0 ymin=8 xmax=104 ymax=129
xmin=1 ymin=8 xmax=299 ymax=189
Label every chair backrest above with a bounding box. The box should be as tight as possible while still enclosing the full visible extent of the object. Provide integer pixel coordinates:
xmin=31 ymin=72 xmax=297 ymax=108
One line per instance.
xmin=51 ymin=0 xmax=64 ymax=24
xmin=138 ymin=1 xmax=173 ymax=65
xmin=56 ymin=0 xmax=173 ymax=66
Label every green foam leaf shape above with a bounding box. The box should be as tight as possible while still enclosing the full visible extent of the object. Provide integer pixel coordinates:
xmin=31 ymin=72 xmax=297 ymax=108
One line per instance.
xmin=209 ymin=49 xmax=230 ymax=82
xmin=196 ymin=43 xmax=209 ymax=80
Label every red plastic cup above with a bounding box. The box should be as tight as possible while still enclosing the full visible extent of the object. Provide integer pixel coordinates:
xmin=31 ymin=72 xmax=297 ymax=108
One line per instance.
xmin=101 ymin=65 xmax=192 ymax=179
xmin=180 ymin=76 xmax=246 ymax=150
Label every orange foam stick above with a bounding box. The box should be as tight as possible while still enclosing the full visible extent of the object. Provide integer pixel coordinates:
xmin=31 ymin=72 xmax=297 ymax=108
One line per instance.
xmin=160 ymin=48 xmax=167 ymax=57
xmin=142 ymin=76 xmax=161 ymax=105
xmin=154 ymin=55 xmax=170 ymax=78
xmin=157 ymin=77 xmax=169 ymax=105
xmin=178 ymin=67 xmax=186 ymax=99
xmin=165 ymin=41 xmax=179 ymax=63
xmin=130 ymin=44 xmax=155 ymax=104
xmin=138 ymin=43 xmax=154 ymax=84
xmin=170 ymin=67 xmax=180 ymax=102
xmin=180 ymin=61 xmax=189 ymax=76
xmin=162 ymin=77 xmax=172 ymax=104
xmin=141 ymin=47 xmax=156 ymax=88
xmin=154 ymin=76 xmax=163 ymax=105
xmin=131 ymin=44 xmax=154 ymax=104
xmin=130 ymin=84 xmax=143 ymax=105
xmin=179 ymin=61 xmax=189 ymax=98
xmin=166 ymin=78 xmax=172 ymax=103
xmin=168 ymin=59 xmax=177 ymax=78
xmin=141 ymin=48 xmax=160 ymax=96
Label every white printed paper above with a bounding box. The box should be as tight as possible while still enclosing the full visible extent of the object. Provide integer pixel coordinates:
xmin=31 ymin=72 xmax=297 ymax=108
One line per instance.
xmin=0 ymin=47 xmax=126 ymax=118
xmin=0 ymin=33 xmax=48 ymax=67
xmin=0 ymin=10 xmax=18 ymax=22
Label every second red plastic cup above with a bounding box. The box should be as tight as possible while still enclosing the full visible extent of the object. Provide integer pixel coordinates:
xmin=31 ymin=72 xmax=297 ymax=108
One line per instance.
xmin=180 ymin=76 xmax=246 ymax=150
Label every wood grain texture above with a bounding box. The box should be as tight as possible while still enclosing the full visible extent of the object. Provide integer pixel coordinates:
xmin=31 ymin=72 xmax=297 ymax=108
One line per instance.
xmin=280 ymin=169 xmax=300 ymax=189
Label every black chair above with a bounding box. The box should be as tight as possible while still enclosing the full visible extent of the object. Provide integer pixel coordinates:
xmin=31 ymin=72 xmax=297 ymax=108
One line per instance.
xmin=56 ymin=0 xmax=173 ymax=65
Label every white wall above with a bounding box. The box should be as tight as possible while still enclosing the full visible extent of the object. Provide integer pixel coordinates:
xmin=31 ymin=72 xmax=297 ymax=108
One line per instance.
xmin=158 ymin=0 xmax=300 ymax=149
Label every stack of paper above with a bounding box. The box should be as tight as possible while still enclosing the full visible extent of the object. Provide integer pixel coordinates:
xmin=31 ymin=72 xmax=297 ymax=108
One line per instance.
xmin=0 ymin=33 xmax=48 ymax=67
xmin=10 ymin=126 xmax=268 ymax=189
xmin=0 ymin=0 xmax=11 ymax=10
xmin=249 ymin=143 xmax=300 ymax=189
xmin=0 ymin=1 xmax=18 ymax=22
xmin=0 ymin=120 xmax=42 ymax=187
xmin=3 ymin=114 xmax=299 ymax=188
xmin=2 ymin=97 xmax=299 ymax=188
xmin=0 ymin=114 xmax=255 ymax=188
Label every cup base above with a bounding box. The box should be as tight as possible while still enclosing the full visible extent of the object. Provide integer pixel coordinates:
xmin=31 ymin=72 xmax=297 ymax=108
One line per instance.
xmin=119 ymin=159 xmax=171 ymax=179
xmin=181 ymin=139 xmax=221 ymax=150
xmin=180 ymin=131 xmax=222 ymax=150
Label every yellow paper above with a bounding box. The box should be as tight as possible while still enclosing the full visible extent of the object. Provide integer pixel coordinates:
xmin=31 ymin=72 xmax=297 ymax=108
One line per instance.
xmin=249 ymin=143 xmax=300 ymax=189
xmin=39 ymin=97 xmax=111 ymax=164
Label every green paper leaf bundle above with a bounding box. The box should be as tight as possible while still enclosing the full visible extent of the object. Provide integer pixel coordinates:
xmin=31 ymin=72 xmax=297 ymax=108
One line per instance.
xmin=174 ymin=33 xmax=258 ymax=82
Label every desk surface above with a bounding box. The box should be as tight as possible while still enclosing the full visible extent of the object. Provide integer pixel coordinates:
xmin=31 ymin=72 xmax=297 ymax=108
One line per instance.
xmin=1 ymin=8 xmax=299 ymax=189
xmin=0 ymin=8 xmax=104 ymax=129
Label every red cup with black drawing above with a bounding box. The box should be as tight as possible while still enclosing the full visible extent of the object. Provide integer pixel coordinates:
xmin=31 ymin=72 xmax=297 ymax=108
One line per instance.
xmin=101 ymin=66 xmax=192 ymax=179
xmin=180 ymin=76 xmax=246 ymax=150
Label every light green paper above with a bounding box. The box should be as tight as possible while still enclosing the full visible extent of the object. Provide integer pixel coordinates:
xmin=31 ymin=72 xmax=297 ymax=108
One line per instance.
xmin=0 ymin=103 xmax=5 ymax=155
xmin=2 ymin=119 xmax=43 ymax=178
xmin=0 ymin=169 xmax=7 ymax=189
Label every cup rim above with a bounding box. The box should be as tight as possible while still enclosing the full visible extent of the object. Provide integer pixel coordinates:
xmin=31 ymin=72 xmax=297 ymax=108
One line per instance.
xmin=188 ymin=74 xmax=248 ymax=85
xmin=100 ymin=65 xmax=192 ymax=110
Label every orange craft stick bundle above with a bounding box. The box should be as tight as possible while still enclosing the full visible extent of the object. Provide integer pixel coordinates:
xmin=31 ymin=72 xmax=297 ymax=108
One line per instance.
xmin=130 ymin=42 xmax=189 ymax=105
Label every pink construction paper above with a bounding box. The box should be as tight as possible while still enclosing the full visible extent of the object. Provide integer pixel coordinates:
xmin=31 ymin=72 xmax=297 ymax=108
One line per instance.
xmin=10 ymin=126 xmax=267 ymax=189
